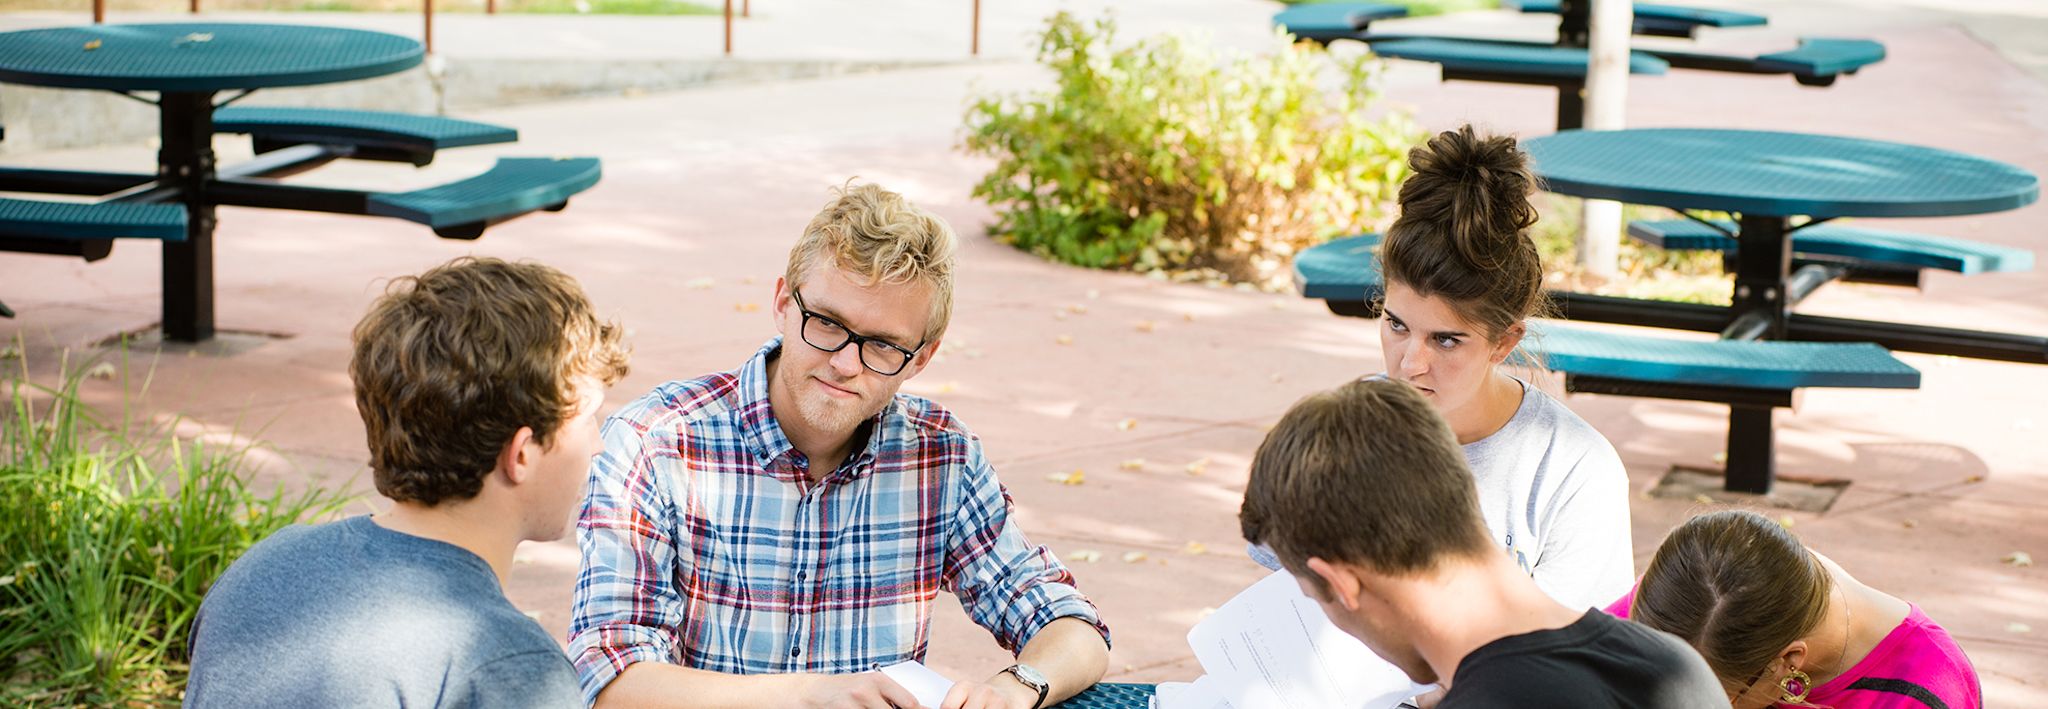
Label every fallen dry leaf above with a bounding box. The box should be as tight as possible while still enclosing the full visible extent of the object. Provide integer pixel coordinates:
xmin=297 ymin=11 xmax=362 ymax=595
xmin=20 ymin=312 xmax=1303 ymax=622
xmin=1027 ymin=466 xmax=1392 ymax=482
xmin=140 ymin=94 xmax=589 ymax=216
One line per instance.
xmin=1055 ymin=334 xmax=1074 ymax=346
xmin=1053 ymin=311 xmax=1068 ymax=321
xmin=1121 ymin=551 xmax=1149 ymax=564
xmin=1693 ymin=494 xmax=1716 ymax=505
xmin=1902 ymin=519 xmax=1918 ymax=529
xmin=1116 ymin=418 xmax=1138 ymax=431
xmin=733 ymin=302 xmax=760 ymax=313
xmin=522 ymin=610 xmax=544 ymax=621
xmin=1119 ymin=459 xmax=1145 ymax=471
xmin=1066 ymin=304 xmax=1089 ymax=315
xmin=1135 ymin=320 xmax=1157 ymax=333
xmin=1777 ymin=516 xmax=1795 ymax=529
xmin=2008 ymin=622 xmax=2032 ymax=634
xmin=1269 ymin=373 xmax=1284 ymax=383
xmin=1181 ymin=312 xmax=1196 ymax=322
xmin=1070 ymin=550 xmax=1103 ymax=563
xmin=83 ymin=39 xmax=102 ymax=50
xmin=935 ymin=381 xmax=958 ymax=394
xmin=1964 ymin=474 xmax=1986 ymax=484
xmin=2003 ymin=551 xmax=2033 ymax=568
xmin=1712 ymin=452 xmax=1728 ymax=465
xmin=1182 ymin=542 xmax=1208 ymax=555
xmin=1086 ymin=289 xmax=1101 ymax=300
xmin=1045 ymin=470 xmax=1085 ymax=486
xmin=741 ymin=276 xmax=757 ymax=285
xmin=0 ymin=345 xmax=20 ymax=360
xmin=86 ymin=362 xmax=117 ymax=380
xmin=1185 ymin=458 xmax=1210 ymax=475
xmin=684 ymin=277 xmax=715 ymax=290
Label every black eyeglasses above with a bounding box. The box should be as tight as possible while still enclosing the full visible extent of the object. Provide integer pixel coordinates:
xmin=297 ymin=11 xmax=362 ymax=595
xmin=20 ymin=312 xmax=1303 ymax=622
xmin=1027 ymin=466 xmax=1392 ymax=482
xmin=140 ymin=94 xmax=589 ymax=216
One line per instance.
xmin=790 ymin=289 xmax=925 ymax=376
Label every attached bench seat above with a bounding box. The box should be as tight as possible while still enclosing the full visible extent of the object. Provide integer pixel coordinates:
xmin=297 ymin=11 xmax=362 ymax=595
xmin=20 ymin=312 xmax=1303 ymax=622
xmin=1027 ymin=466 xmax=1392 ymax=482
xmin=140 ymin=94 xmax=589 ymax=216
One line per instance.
xmin=1513 ymin=1 xmax=1768 ymax=38
xmin=213 ymin=107 xmax=519 ymax=166
xmin=1272 ymin=3 xmax=1409 ymax=44
xmin=1534 ymin=324 xmax=1921 ymax=392
xmin=0 ymin=196 xmax=186 ymax=264
xmin=1629 ymin=219 xmax=2034 ymax=275
xmin=368 ymin=157 xmax=602 ymax=239
xmin=1367 ymin=38 xmax=1671 ymax=78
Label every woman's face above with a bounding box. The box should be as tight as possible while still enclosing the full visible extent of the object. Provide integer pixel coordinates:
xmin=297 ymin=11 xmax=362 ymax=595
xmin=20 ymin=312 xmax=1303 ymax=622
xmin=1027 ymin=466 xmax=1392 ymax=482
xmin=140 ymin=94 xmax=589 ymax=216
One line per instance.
xmin=1379 ymin=281 xmax=1517 ymax=418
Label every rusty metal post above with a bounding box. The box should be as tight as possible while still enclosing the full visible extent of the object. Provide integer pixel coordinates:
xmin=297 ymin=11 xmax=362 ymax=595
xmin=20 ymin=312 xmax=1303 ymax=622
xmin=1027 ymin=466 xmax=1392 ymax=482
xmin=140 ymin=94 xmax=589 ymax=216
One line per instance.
xmin=723 ymin=0 xmax=733 ymax=55
xmin=971 ymin=0 xmax=980 ymax=56
xmin=487 ymin=0 xmax=496 ymax=14
xmin=190 ymin=0 xmax=199 ymax=13
xmin=424 ymin=0 xmax=434 ymax=55
xmin=93 ymin=0 xmax=105 ymax=23
xmin=742 ymin=0 xmax=749 ymax=18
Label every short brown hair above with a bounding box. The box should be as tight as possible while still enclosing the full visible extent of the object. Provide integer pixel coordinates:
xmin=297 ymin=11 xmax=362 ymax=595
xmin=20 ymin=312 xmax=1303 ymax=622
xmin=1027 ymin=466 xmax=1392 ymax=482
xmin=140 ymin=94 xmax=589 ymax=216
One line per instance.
xmin=785 ymin=182 xmax=958 ymax=343
xmin=351 ymin=257 xmax=630 ymax=506
xmin=1241 ymin=379 xmax=1494 ymax=592
xmin=1630 ymin=510 xmax=1834 ymax=697
xmin=1379 ymin=125 xmax=1548 ymax=340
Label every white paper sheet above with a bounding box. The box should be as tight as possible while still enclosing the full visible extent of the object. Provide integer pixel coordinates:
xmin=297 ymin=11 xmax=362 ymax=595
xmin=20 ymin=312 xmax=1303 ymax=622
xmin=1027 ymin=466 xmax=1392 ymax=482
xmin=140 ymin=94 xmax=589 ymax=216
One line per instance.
xmin=879 ymin=660 xmax=956 ymax=709
xmin=1159 ymin=571 xmax=1432 ymax=709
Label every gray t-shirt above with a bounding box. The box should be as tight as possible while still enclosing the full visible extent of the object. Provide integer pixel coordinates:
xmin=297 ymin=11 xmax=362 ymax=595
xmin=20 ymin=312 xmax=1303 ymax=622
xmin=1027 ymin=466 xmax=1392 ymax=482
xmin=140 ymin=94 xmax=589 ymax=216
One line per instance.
xmin=185 ymin=515 xmax=581 ymax=708
xmin=1254 ymin=378 xmax=1635 ymax=610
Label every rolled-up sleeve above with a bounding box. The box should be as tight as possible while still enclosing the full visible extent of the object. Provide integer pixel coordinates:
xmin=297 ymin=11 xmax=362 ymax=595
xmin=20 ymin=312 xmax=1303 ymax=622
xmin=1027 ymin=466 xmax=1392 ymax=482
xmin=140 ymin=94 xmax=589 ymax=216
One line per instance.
xmin=568 ymin=412 xmax=686 ymax=705
xmin=940 ymin=443 xmax=1110 ymax=653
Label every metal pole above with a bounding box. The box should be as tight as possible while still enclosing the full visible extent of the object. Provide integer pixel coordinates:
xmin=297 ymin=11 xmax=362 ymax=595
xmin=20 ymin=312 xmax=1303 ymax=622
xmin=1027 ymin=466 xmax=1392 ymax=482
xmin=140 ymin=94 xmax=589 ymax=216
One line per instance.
xmin=190 ymin=0 xmax=200 ymax=14
xmin=488 ymin=0 xmax=496 ymax=14
xmin=971 ymin=0 xmax=980 ymax=56
xmin=159 ymin=92 xmax=220 ymax=343
xmin=1576 ymin=0 xmax=1634 ymax=279
xmin=93 ymin=0 xmax=104 ymax=23
xmin=742 ymin=0 xmax=749 ymax=18
xmin=724 ymin=0 xmax=733 ymax=55
xmin=424 ymin=0 xmax=434 ymax=55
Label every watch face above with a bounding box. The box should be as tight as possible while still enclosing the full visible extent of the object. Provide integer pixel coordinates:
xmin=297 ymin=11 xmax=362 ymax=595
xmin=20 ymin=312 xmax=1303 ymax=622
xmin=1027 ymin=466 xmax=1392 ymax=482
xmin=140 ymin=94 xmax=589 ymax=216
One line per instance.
xmin=1010 ymin=663 xmax=1048 ymax=689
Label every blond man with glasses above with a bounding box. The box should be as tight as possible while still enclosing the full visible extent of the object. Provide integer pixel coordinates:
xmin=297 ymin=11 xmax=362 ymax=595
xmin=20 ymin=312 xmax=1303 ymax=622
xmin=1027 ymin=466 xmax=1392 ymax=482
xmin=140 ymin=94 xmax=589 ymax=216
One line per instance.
xmin=570 ymin=183 xmax=1110 ymax=709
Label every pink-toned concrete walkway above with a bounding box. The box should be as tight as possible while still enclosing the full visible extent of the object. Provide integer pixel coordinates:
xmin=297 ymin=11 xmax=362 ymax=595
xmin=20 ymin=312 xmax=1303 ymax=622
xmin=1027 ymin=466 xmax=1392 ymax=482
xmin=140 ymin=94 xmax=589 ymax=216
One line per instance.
xmin=2 ymin=10 xmax=2045 ymax=706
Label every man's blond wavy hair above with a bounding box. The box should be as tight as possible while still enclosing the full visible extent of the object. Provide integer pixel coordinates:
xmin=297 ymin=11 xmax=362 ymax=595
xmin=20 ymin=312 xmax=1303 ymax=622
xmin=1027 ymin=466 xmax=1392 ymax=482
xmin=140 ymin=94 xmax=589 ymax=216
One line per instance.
xmin=785 ymin=182 xmax=958 ymax=344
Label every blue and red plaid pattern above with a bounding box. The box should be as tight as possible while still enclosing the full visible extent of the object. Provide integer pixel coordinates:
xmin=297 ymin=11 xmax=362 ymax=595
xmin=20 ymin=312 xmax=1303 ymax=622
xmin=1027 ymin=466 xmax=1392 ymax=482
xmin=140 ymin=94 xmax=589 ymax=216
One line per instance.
xmin=568 ymin=338 xmax=1107 ymax=703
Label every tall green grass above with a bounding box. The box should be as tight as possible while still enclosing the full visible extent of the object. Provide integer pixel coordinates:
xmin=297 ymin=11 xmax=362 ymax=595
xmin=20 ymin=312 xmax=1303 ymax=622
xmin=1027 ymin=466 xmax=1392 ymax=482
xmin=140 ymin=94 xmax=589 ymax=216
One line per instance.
xmin=0 ymin=352 xmax=350 ymax=706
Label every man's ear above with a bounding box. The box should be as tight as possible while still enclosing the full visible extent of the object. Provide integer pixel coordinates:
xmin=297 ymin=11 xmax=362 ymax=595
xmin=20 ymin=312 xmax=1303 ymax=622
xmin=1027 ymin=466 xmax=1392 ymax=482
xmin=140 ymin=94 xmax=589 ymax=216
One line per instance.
xmin=902 ymin=335 xmax=944 ymax=377
xmin=497 ymin=425 xmax=539 ymax=486
xmin=772 ymin=276 xmax=792 ymax=331
xmin=1305 ymin=557 xmax=1366 ymax=612
xmin=1491 ymin=322 xmax=1527 ymax=366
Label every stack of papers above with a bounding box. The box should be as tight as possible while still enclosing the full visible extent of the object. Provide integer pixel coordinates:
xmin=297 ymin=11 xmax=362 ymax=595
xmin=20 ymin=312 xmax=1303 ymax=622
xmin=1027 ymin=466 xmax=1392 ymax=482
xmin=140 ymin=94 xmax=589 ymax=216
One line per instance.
xmin=1152 ymin=571 xmax=1432 ymax=709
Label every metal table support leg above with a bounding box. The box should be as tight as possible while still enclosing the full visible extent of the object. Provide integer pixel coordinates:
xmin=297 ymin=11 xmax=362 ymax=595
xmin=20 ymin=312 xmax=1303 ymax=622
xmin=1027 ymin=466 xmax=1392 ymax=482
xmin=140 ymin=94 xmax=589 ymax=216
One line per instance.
xmin=159 ymin=92 xmax=218 ymax=343
xmin=1720 ymin=214 xmax=1797 ymax=493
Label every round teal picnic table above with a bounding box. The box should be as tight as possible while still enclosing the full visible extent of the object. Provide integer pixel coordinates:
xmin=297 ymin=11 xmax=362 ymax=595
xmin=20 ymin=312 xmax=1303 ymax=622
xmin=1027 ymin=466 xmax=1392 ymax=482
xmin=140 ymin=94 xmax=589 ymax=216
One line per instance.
xmin=1054 ymin=683 xmax=1156 ymax=708
xmin=0 ymin=23 xmax=424 ymax=342
xmin=1523 ymin=127 xmax=2041 ymax=492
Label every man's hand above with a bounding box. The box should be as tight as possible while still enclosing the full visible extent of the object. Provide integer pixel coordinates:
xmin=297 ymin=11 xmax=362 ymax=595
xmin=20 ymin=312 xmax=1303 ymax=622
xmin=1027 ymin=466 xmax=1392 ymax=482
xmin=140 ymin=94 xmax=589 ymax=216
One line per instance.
xmin=938 ymin=674 xmax=1037 ymax=709
xmin=799 ymin=672 xmax=923 ymax=709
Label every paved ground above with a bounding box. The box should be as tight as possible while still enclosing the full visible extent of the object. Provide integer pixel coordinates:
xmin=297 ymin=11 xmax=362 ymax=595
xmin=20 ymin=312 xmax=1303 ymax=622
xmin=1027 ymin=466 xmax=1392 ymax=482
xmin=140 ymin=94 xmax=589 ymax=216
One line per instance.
xmin=2 ymin=0 xmax=2045 ymax=703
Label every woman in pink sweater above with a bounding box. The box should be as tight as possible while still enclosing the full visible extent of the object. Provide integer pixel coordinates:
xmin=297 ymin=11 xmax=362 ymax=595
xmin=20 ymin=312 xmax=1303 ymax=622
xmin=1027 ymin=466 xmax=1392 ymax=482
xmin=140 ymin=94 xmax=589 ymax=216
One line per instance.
xmin=1608 ymin=510 xmax=1979 ymax=709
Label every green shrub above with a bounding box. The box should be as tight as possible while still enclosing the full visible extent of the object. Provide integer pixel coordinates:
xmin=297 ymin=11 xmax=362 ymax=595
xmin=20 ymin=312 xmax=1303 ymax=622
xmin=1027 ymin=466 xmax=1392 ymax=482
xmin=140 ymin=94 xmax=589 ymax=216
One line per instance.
xmin=0 ymin=354 xmax=350 ymax=706
xmin=963 ymin=12 xmax=1419 ymax=288
xmin=1529 ymin=196 xmax=1733 ymax=304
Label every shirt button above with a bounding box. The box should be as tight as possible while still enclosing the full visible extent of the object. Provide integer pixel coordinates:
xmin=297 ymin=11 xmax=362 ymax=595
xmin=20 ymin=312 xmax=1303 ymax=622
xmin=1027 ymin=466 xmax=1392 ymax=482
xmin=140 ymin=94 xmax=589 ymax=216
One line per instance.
xmin=790 ymin=647 xmax=802 ymax=658
xmin=797 ymin=570 xmax=807 ymax=581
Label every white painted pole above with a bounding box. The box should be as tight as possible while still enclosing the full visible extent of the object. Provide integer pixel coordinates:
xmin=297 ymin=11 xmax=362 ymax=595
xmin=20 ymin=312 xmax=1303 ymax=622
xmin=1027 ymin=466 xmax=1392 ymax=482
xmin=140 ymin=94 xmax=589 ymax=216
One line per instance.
xmin=1577 ymin=0 xmax=1634 ymax=280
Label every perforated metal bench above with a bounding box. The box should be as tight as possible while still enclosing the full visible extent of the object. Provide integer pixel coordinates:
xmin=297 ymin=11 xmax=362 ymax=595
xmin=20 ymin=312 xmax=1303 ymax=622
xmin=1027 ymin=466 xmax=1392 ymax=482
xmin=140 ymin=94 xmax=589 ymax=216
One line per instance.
xmin=1630 ymin=219 xmax=2034 ymax=280
xmin=1294 ymin=232 xmax=1927 ymax=493
xmin=1513 ymin=0 xmax=1767 ymax=38
xmin=367 ymin=157 xmax=601 ymax=239
xmin=1272 ymin=3 xmax=1409 ymax=44
xmin=1368 ymin=38 xmax=1671 ymax=79
xmin=213 ymin=107 xmax=519 ymax=166
xmin=0 ymin=196 xmax=187 ymax=262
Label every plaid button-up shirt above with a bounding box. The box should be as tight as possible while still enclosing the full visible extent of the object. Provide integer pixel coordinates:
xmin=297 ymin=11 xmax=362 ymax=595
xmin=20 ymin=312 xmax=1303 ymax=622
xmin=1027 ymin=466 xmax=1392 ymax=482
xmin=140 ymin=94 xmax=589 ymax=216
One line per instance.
xmin=568 ymin=339 xmax=1107 ymax=703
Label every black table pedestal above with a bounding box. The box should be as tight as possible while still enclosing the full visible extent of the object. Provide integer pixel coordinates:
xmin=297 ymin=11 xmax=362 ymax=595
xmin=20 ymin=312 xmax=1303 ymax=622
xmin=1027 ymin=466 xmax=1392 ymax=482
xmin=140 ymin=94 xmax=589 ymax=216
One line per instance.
xmin=159 ymin=91 xmax=218 ymax=343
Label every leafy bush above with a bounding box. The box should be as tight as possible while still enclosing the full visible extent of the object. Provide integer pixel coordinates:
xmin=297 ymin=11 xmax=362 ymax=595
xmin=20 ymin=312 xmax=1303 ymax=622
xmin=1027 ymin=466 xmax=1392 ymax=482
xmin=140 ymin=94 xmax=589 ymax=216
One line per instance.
xmin=1530 ymin=196 xmax=1732 ymax=304
xmin=0 ymin=355 xmax=350 ymax=706
xmin=963 ymin=12 xmax=1418 ymax=288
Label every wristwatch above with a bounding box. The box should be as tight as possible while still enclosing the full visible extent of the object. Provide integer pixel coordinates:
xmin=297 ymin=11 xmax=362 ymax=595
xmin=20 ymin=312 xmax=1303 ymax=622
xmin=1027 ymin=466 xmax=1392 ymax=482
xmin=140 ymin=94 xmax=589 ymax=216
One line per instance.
xmin=1000 ymin=663 xmax=1050 ymax=709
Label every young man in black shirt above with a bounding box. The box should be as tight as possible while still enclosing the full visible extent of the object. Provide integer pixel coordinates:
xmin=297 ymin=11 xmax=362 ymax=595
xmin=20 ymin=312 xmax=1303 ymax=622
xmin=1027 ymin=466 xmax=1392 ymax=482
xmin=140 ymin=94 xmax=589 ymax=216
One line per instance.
xmin=1240 ymin=379 xmax=1725 ymax=708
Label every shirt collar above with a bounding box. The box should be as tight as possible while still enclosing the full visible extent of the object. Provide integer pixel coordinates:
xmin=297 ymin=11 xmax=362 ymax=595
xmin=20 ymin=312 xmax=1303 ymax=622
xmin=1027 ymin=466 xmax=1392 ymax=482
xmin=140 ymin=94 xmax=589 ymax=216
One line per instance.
xmin=737 ymin=337 xmax=893 ymax=483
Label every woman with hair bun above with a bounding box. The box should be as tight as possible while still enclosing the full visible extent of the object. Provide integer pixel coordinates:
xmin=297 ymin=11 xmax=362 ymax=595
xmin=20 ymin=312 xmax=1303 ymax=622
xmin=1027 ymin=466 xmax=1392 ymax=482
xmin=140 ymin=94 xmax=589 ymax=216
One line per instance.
xmin=1611 ymin=510 xmax=1981 ymax=709
xmin=1254 ymin=124 xmax=1634 ymax=612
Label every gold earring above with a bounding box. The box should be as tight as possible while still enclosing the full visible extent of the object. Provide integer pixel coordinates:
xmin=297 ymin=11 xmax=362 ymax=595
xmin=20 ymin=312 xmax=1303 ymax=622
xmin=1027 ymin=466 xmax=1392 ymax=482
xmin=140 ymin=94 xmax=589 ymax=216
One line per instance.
xmin=1778 ymin=668 xmax=1813 ymax=704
